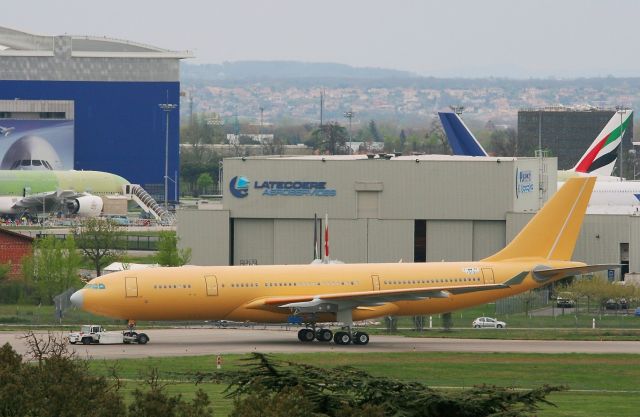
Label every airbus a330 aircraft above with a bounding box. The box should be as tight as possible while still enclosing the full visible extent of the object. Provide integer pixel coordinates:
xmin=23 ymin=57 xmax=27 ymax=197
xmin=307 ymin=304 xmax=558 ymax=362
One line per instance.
xmin=0 ymin=170 xmax=128 ymax=217
xmin=71 ymin=177 xmax=613 ymax=346
xmin=439 ymin=110 xmax=640 ymax=212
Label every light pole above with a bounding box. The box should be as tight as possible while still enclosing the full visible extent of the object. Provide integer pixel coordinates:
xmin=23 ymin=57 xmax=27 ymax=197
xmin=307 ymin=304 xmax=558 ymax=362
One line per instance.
xmin=449 ymin=105 xmax=465 ymax=116
xmin=159 ymin=100 xmax=178 ymax=211
xmin=343 ymin=110 xmax=355 ymax=154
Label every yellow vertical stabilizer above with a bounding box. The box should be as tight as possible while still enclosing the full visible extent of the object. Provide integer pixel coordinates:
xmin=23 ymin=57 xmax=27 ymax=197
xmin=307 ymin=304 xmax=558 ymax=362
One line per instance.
xmin=483 ymin=177 xmax=595 ymax=262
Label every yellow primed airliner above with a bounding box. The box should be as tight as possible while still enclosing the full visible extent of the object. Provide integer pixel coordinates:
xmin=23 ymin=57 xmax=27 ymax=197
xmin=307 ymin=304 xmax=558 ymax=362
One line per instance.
xmin=71 ymin=177 xmax=613 ymax=345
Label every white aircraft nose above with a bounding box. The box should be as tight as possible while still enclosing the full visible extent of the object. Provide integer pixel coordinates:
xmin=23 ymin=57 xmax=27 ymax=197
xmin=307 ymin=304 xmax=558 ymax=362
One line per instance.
xmin=70 ymin=290 xmax=84 ymax=308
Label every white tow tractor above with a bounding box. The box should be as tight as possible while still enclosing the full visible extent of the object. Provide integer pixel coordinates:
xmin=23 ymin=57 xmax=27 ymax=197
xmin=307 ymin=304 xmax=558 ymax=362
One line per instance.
xmin=68 ymin=325 xmax=150 ymax=345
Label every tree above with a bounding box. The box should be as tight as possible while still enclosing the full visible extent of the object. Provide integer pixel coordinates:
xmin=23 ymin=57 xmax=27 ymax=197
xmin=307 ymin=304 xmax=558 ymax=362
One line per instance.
xmin=368 ymin=119 xmax=381 ymax=142
xmin=308 ymin=122 xmax=349 ymax=155
xmin=425 ymin=118 xmax=450 ymax=154
xmin=21 ymin=236 xmax=81 ymax=304
xmin=490 ymin=128 xmax=518 ymax=157
xmin=154 ymin=232 xmax=192 ymax=267
xmin=73 ymin=218 xmax=126 ymax=277
xmin=0 ymin=262 xmax=11 ymax=281
xmin=128 ymin=368 xmax=213 ymax=417
xmin=196 ymin=353 xmax=564 ymax=417
xmin=399 ymin=129 xmax=407 ymax=153
xmin=0 ymin=332 xmax=126 ymax=417
xmin=196 ymin=173 xmax=214 ymax=195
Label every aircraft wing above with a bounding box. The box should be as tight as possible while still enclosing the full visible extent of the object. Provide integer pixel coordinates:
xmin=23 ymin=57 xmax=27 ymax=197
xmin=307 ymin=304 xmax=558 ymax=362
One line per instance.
xmin=244 ymin=283 xmax=508 ymax=311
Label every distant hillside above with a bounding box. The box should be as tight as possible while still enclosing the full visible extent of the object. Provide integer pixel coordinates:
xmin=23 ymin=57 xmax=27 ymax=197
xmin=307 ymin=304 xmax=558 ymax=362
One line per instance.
xmin=182 ymin=61 xmax=416 ymax=80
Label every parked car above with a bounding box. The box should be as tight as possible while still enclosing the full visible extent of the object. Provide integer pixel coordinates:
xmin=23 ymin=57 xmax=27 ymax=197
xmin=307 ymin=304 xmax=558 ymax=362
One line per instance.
xmin=605 ymin=299 xmax=628 ymax=310
xmin=635 ymin=307 xmax=640 ymax=317
xmin=556 ymin=297 xmax=575 ymax=308
xmin=472 ymin=317 xmax=506 ymax=329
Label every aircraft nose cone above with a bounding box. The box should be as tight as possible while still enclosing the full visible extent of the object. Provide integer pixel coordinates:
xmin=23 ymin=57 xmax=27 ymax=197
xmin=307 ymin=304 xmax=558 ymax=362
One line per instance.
xmin=70 ymin=290 xmax=84 ymax=308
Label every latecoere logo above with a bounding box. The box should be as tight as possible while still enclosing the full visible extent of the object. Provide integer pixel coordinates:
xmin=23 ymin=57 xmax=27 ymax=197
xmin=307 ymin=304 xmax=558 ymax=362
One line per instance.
xmin=229 ymin=176 xmax=250 ymax=198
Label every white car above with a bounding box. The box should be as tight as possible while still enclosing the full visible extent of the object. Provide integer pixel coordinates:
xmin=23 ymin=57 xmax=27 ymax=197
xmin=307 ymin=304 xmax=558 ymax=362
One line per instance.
xmin=472 ymin=317 xmax=506 ymax=329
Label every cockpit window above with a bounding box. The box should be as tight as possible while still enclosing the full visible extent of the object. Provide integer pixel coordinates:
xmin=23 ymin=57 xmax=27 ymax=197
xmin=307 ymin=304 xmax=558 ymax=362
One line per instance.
xmin=32 ymin=160 xmax=42 ymax=166
xmin=84 ymin=283 xmax=106 ymax=290
xmin=10 ymin=161 xmax=20 ymax=169
xmin=21 ymin=160 xmax=30 ymax=166
xmin=43 ymin=161 xmax=52 ymax=169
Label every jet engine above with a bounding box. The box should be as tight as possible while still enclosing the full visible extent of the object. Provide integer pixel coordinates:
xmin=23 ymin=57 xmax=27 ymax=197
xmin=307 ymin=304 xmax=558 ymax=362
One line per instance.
xmin=67 ymin=195 xmax=103 ymax=217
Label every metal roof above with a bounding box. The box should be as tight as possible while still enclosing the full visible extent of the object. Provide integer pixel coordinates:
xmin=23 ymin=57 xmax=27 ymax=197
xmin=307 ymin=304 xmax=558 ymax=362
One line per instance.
xmin=0 ymin=25 xmax=192 ymax=59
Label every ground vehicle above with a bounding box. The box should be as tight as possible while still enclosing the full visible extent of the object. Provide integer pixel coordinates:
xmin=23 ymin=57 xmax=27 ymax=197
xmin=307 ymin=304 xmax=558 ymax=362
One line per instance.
xmin=68 ymin=325 xmax=149 ymax=345
xmin=556 ymin=297 xmax=575 ymax=308
xmin=605 ymin=299 xmax=628 ymax=310
xmin=104 ymin=215 xmax=130 ymax=226
xmin=635 ymin=307 xmax=640 ymax=317
xmin=472 ymin=317 xmax=506 ymax=329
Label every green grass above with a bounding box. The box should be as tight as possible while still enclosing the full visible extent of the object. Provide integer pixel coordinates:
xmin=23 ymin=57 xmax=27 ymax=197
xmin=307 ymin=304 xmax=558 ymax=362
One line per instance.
xmin=88 ymin=352 xmax=640 ymax=417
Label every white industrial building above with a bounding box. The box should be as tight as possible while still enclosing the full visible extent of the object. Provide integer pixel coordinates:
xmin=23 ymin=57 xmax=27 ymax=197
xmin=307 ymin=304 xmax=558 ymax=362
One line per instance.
xmin=178 ymin=154 xmax=635 ymax=281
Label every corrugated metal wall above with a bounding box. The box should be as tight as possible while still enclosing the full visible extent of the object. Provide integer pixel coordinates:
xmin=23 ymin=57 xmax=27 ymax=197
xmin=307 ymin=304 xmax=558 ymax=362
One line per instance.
xmin=426 ymin=220 xmax=473 ymax=262
xmin=472 ymin=221 xmax=506 ymax=260
xmin=177 ymin=209 xmax=229 ymax=266
xmin=367 ymin=219 xmax=414 ymax=263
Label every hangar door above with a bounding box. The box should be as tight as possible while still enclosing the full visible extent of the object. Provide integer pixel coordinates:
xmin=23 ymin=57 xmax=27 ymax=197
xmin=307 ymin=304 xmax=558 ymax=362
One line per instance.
xmin=125 ymin=277 xmax=138 ymax=297
xmin=205 ymin=275 xmax=219 ymax=296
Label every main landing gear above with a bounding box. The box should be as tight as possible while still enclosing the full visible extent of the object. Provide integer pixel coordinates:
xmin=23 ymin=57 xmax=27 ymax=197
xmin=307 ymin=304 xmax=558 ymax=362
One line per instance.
xmin=297 ymin=327 xmax=370 ymax=345
xmin=296 ymin=308 xmax=370 ymax=345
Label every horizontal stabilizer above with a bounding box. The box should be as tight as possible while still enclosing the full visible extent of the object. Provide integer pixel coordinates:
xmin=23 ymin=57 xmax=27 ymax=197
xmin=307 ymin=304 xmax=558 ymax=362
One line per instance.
xmin=532 ymin=264 xmax=620 ymax=282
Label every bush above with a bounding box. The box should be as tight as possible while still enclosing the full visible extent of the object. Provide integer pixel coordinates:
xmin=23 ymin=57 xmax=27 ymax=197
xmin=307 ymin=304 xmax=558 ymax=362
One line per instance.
xmin=0 ymin=281 xmax=37 ymax=304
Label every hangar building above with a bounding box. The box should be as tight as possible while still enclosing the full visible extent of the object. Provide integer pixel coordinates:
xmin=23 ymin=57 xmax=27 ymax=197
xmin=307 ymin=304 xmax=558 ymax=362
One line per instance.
xmin=178 ymin=155 xmax=637 ymax=282
xmin=0 ymin=26 xmax=192 ymax=202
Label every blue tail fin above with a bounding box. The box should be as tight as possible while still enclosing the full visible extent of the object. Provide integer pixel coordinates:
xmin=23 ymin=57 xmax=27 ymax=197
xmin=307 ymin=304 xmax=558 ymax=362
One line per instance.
xmin=438 ymin=112 xmax=488 ymax=157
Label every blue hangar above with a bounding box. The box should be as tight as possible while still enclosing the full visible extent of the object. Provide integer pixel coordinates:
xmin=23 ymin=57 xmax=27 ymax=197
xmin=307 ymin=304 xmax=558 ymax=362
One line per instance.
xmin=0 ymin=25 xmax=192 ymax=202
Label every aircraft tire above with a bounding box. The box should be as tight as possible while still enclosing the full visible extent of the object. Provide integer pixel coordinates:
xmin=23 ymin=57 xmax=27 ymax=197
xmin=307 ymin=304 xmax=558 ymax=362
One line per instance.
xmin=137 ymin=333 xmax=149 ymax=345
xmin=353 ymin=332 xmax=369 ymax=345
xmin=334 ymin=331 xmax=351 ymax=345
xmin=298 ymin=329 xmax=314 ymax=342
xmin=316 ymin=329 xmax=333 ymax=342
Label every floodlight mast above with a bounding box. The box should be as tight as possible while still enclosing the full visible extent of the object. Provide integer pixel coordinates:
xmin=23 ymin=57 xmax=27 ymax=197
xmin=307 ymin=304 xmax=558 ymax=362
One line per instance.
xmin=159 ymin=101 xmax=178 ymax=211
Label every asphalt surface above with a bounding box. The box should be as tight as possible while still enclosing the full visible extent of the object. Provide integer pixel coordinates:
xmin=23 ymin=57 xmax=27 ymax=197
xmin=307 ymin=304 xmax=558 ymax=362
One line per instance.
xmin=1 ymin=328 xmax=640 ymax=359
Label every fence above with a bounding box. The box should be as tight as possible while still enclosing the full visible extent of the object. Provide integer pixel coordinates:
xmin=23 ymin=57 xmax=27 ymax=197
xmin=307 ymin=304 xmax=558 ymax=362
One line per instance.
xmin=37 ymin=233 xmax=160 ymax=251
xmin=496 ymin=287 xmax=550 ymax=315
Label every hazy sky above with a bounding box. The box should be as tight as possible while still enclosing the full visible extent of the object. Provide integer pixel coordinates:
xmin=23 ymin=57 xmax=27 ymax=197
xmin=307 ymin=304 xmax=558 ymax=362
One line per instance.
xmin=3 ymin=0 xmax=639 ymax=78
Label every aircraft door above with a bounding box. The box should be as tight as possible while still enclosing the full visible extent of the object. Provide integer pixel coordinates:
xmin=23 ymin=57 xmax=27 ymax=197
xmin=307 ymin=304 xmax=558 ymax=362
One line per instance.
xmin=205 ymin=275 xmax=219 ymax=296
xmin=482 ymin=268 xmax=495 ymax=284
xmin=125 ymin=277 xmax=138 ymax=297
xmin=371 ymin=275 xmax=381 ymax=291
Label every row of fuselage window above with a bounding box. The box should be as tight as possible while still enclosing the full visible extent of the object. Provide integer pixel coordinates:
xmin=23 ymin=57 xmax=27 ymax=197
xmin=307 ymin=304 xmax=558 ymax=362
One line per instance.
xmin=384 ymin=277 xmax=482 ymax=285
xmin=154 ymin=284 xmax=192 ymax=289
xmin=151 ymin=277 xmax=482 ymax=291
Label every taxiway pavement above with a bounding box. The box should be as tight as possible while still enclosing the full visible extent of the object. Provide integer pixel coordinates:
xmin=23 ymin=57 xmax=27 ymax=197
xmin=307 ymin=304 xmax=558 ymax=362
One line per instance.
xmin=1 ymin=328 xmax=639 ymax=360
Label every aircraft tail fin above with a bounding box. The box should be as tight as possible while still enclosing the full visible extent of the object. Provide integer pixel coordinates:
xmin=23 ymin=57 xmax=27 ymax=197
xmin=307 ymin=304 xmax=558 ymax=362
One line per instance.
xmin=438 ymin=112 xmax=488 ymax=157
xmin=483 ymin=177 xmax=595 ymax=262
xmin=572 ymin=109 xmax=632 ymax=176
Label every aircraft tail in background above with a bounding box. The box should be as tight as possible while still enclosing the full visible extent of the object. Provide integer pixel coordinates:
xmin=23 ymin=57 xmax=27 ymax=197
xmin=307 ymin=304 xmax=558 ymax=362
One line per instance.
xmin=438 ymin=112 xmax=488 ymax=157
xmin=483 ymin=177 xmax=595 ymax=262
xmin=572 ymin=109 xmax=633 ymax=176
